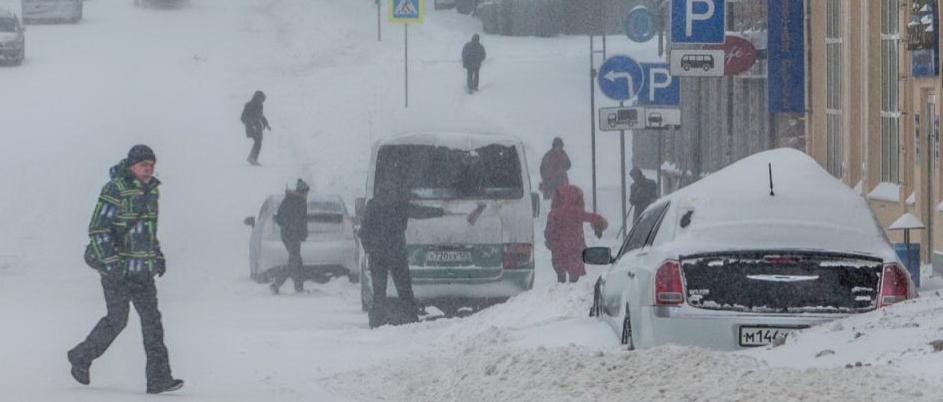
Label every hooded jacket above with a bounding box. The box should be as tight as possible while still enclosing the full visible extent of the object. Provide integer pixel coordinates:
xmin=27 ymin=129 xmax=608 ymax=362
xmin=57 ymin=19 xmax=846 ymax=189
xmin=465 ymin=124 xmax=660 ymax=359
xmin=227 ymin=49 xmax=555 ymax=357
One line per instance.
xmin=544 ymin=184 xmax=607 ymax=276
xmin=87 ymin=159 xmax=163 ymax=277
xmin=462 ymin=36 xmax=486 ymax=69
xmin=275 ymin=190 xmax=308 ymax=243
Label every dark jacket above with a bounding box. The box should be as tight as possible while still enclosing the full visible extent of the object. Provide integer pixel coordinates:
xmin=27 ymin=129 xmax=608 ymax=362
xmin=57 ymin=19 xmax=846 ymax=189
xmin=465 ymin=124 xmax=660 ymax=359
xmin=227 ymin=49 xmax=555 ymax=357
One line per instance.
xmin=275 ymin=191 xmax=308 ymax=243
xmin=629 ymin=176 xmax=657 ymax=221
xmin=87 ymin=159 xmax=163 ymax=276
xmin=462 ymin=40 xmax=486 ymax=70
xmin=240 ymin=95 xmax=269 ymax=131
xmin=358 ymin=193 xmax=444 ymax=257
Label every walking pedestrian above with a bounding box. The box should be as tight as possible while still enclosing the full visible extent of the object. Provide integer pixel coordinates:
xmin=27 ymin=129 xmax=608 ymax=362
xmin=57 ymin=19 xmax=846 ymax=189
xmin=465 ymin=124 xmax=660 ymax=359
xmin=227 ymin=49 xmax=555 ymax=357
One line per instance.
xmin=69 ymin=145 xmax=184 ymax=394
xmin=270 ymin=179 xmax=310 ymax=294
xmin=629 ymin=167 xmax=657 ymax=223
xmin=545 ymin=184 xmax=607 ymax=283
xmin=241 ymin=90 xmax=270 ymax=166
xmin=357 ymin=182 xmax=447 ymax=328
xmin=462 ymin=33 xmax=486 ymax=93
xmin=539 ymin=137 xmax=571 ymax=200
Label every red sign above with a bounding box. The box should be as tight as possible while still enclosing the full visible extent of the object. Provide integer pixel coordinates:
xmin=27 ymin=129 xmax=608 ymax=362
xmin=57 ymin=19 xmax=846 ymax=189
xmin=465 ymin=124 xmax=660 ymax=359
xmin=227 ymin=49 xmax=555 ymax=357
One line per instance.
xmin=706 ymin=35 xmax=758 ymax=75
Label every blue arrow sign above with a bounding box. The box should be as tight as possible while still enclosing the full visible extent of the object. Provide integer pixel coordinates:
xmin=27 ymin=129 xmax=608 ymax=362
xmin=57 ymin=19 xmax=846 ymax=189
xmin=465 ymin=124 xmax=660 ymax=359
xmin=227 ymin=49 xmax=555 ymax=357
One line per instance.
xmin=671 ymin=0 xmax=725 ymax=44
xmin=624 ymin=6 xmax=656 ymax=42
xmin=598 ymin=56 xmax=644 ymax=102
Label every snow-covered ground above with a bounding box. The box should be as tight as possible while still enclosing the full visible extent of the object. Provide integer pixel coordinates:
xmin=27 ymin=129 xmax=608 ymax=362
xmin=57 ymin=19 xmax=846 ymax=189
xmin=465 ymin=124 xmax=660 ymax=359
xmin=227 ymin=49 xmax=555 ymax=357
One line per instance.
xmin=1 ymin=0 xmax=942 ymax=401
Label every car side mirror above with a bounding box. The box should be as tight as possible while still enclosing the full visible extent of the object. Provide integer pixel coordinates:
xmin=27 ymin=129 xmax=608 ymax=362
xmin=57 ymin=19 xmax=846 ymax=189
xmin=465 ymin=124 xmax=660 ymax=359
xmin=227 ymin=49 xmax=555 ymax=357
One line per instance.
xmin=531 ymin=192 xmax=540 ymax=217
xmin=583 ymin=247 xmax=614 ymax=265
xmin=243 ymin=216 xmax=256 ymax=227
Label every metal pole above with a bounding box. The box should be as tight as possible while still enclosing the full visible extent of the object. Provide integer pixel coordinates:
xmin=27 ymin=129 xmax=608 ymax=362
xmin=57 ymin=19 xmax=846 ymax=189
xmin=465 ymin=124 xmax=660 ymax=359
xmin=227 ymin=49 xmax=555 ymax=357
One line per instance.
xmin=657 ymin=133 xmax=663 ymax=197
xmin=620 ymin=100 xmax=627 ymax=234
xmin=376 ymin=0 xmax=382 ymax=42
xmin=590 ymin=35 xmax=598 ymax=213
xmin=404 ymin=23 xmax=409 ymax=108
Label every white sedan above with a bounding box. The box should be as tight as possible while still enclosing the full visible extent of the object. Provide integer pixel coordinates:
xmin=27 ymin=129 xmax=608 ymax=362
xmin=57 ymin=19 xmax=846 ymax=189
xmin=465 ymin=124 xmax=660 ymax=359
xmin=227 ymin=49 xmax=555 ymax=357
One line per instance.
xmin=585 ymin=149 xmax=916 ymax=350
xmin=245 ymin=194 xmax=360 ymax=284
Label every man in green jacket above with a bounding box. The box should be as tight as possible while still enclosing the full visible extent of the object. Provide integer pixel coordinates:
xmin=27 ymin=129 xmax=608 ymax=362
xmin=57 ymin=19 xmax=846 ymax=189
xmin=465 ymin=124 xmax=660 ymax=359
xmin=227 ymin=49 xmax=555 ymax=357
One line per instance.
xmin=68 ymin=145 xmax=184 ymax=395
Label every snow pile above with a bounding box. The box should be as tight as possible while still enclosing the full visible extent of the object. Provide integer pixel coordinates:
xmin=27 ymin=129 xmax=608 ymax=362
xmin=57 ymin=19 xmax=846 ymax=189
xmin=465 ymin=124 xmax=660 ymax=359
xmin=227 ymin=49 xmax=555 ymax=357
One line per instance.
xmin=748 ymin=290 xmax=943 ymax=383
xmin=323 ymin=342 xmax=942 ymax=402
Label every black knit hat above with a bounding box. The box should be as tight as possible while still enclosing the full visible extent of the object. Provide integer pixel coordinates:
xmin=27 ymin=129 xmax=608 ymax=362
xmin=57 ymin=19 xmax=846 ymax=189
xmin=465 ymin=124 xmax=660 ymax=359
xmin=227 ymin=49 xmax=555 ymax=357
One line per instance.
xmin=127 ymin=145 xmax=156 ymax=165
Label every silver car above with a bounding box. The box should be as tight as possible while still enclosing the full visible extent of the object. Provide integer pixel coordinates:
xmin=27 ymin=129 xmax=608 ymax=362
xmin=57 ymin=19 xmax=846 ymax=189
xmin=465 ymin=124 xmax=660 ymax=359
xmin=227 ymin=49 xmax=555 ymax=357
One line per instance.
xmin=0 ymin=10 xmax=25 ymax=65
xmin=245 ymin=194 xmax=360 ymax=284
xmin=584 ymin=149 xmax=916 ymax=350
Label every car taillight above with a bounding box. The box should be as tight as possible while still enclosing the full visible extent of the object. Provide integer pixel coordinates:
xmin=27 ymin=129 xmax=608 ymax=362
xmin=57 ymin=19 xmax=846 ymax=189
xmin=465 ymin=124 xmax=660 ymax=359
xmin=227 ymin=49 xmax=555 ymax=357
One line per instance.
xmin=879 ymin=263 xmax=910 ymax=307
xmin=503 ymin=244 xmax=533 ymax=269
xmin=342 ymin=217 xmax=355 ymax=239
xmin=654 ymin=260 xmax=684 ymax=306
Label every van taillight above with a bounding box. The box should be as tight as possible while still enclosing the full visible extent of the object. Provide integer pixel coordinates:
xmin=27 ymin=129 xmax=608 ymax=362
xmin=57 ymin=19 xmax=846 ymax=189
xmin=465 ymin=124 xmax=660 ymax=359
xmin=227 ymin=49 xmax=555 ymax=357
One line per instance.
xmin=879 ymin=263 xmax=910 ymax=307
xmin=654 ymin=260 xmax=684 ymax=305
xmin=503 ymin=244 xmax=533 ymax=269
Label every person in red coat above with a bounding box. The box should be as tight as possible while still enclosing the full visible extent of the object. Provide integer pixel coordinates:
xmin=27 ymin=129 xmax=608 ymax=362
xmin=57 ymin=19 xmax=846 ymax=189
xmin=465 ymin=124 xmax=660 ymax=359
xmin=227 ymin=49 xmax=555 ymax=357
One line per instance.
xmin=544 ymin=184 xmax=608 ymax=283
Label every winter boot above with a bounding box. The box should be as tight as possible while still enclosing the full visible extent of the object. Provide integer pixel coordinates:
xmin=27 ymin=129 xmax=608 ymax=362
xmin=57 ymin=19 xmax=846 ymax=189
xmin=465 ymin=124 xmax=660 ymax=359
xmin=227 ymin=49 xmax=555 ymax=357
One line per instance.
xmin=147 ymin=379 xmax=184 ymax=394
xmin=67 ymin=351 xmax=90 ymax=386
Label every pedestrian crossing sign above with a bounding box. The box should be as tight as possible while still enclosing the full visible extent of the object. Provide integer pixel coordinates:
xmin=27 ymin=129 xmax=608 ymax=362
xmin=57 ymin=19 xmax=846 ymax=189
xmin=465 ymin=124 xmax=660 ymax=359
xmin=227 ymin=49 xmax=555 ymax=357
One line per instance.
xmin=389 ymin=0 xmax=424 ymax=23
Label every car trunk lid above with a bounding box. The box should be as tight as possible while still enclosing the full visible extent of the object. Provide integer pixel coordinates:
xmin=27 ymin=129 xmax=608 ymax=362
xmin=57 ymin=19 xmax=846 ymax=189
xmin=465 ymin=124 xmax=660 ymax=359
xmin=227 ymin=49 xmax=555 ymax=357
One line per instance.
xmin=681 ymin=251 xmax=883 ymax=314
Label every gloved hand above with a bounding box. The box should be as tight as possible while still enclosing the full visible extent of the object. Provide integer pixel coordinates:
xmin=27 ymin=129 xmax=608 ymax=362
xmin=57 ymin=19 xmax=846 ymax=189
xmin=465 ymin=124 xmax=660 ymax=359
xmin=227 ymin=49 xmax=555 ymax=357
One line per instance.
xmin=155 ymin=258 xmax=166 ymax=277
xmin=594 ymin=229 xmax=604 ymax=239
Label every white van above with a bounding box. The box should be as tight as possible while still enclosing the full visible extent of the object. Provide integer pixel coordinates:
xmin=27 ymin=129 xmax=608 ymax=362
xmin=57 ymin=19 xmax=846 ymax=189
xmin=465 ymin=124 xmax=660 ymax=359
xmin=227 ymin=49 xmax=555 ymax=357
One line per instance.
xmin=357 ymin=132 xmax=539 ymax=314
xmin=22 ymin=0 xmax=82 ymax=24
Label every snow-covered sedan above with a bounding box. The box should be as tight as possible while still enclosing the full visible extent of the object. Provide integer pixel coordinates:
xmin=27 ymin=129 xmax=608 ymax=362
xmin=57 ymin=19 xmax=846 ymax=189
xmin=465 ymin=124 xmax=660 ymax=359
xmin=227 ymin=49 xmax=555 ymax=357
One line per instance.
xmin=584 ymin=149 xmax=916 ymax=350
xmin=245 ymin=194 xmax=360 ymax=284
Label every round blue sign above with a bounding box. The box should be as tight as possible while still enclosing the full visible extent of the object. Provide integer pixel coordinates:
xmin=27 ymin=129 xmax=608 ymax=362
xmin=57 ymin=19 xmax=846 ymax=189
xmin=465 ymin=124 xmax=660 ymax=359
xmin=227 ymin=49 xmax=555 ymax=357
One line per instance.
xmin=597 ymin=55 xmax=644 ymax=102
xmin=624 ymin=7 xmax=656 ymax=43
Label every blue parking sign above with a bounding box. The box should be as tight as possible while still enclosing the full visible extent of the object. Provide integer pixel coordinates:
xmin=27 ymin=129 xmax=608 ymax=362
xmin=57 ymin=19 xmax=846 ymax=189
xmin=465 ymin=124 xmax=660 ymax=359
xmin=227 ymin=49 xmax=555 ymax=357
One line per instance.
xmin=639 ymin=63 xmax=679 ymax=106
xmin=671 ymin=0 xmax=725 ymax=44
xmin=598 ymin=56 xmax=645 ymax=102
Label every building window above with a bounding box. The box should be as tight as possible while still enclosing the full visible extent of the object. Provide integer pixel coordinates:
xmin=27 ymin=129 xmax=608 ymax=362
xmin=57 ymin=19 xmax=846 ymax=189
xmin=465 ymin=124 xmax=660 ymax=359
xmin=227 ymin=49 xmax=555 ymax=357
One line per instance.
xmin=881 ymin=0 xmax=901 ymax=183
xmin=826 ymin=0 xmax=843 ymax=178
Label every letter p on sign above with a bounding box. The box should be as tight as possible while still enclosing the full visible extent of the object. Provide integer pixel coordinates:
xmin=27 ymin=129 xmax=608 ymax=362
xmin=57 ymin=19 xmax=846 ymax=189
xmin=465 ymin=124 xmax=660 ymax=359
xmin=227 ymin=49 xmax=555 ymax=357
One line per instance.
xmin=671 ymin=0 xmax=725 ymax=44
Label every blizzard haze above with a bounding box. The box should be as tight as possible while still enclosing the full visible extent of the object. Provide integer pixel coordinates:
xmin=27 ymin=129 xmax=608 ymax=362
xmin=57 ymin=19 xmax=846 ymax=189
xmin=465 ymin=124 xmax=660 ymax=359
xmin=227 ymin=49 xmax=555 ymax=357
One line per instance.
xmin=1 ymin=1 xmax=942 ymax=401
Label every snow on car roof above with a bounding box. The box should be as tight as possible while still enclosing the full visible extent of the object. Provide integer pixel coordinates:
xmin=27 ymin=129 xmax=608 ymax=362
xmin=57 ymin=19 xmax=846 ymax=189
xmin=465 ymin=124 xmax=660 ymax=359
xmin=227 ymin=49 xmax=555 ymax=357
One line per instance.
xmin=661 ymin=148 xmax=893 ymax=257
xmin=375 ymin=132 xmax=522 ymax=150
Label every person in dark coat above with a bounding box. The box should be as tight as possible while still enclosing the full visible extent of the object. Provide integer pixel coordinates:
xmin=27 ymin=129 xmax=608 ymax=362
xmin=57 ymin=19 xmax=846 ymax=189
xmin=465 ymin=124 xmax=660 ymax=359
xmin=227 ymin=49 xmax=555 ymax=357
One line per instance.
xmin=539 ymin=137 xmax=571 ymax=200
xmin=241 ymin=90 xmax=270 ymax=166
xmin=545 ymin=184 xmax=607 ymax=283
xmin=461 ymin=33 xmax=486 ymax=92
xmin=271 ymin=179 xmax=310 ymax=294
xmin=629 ymin=167 xmax=657 ymax=223
xmin=358 ymin=182 xmax=447 ymax=328
xmin=69 ymin=145 xmax=184 ymax=395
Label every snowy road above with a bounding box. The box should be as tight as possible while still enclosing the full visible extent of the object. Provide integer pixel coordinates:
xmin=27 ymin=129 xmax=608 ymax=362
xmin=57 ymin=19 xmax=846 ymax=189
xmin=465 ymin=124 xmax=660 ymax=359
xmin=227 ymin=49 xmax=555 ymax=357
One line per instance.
xmin=1 ymin=1 xmax=942 ymax=401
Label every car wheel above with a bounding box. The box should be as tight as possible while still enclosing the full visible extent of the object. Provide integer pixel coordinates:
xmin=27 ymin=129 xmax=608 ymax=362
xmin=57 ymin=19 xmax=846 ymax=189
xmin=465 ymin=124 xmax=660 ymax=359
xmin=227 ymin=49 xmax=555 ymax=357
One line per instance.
xmin=620 ymin=303 xmax=635 ymax=350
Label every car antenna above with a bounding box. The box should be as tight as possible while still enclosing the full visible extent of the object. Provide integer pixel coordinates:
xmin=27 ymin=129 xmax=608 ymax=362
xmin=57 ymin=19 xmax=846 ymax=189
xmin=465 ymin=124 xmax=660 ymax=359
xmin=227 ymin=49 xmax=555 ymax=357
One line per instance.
xmin=768 ymin=163 xmax=775 ymax=196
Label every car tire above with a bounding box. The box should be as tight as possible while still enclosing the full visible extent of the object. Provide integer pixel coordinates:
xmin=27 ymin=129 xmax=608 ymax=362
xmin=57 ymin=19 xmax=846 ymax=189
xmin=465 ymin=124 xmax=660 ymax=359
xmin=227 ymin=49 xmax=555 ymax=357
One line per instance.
xmin=620 ymin=303 xmax=635 ymax=350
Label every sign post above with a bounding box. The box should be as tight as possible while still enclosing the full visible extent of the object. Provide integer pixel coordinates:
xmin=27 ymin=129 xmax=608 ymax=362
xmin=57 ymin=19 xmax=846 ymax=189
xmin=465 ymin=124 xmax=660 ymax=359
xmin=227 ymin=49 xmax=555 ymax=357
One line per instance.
xmin=389 ymin=0 xmax=424 ymax=108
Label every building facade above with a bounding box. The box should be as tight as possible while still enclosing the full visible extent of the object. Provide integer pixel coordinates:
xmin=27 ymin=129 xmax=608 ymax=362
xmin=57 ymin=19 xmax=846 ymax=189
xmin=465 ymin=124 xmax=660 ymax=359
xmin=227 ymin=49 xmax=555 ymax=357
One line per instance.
xmin=806 ymin=0 xmax=943 ymax=272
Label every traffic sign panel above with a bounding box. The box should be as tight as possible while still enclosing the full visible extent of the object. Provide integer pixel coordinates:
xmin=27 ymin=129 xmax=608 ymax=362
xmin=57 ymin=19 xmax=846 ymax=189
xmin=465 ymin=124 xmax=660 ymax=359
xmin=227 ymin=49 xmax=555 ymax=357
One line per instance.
xmin=671 ymin=0 xmax=725 ymax=44
xmin=644 ymin=108 xmax=681 ymax=128
xmin=669 ymin=49 xmax=725 ymax=76
xmin=389 ymin=0 xmax=424 ymax=23
xmin=597 ymin=55 xmax=645 ymax=102
xmin=640 ymin=63 xmax=679 ymax=106
xmin=599 ymin=107 xmax=646 ymax=131
xmin=624 ymin=6 xmax=656 ymax=42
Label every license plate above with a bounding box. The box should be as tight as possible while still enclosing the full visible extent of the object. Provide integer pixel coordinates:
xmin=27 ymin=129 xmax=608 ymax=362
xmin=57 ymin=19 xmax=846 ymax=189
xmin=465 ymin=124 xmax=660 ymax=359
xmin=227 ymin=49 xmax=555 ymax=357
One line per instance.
xmin=738 ymin=326 xmax=800 ymax=347
xmin=425 ymin=251 xmax=472 ymax=264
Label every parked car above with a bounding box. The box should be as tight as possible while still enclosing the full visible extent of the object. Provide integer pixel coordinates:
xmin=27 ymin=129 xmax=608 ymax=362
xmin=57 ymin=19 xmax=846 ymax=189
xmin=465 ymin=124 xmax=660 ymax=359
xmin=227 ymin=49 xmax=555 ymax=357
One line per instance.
xmin=21 ymin=0 xmax=82 ymax=24
xmin=584 ymin=148 xmax=916 ymax=350
xmin=0 ymin=9 xmax=25 ymax=65
xmin=433 ymin=0 xmax=456 ymax=10
xmin=134 ymin=0 xmax=189 ymax=8
xmin=245 ymin=194 xmax=360 ymax=284
xmin=357 ymin=132 xmax=540 ymax=315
